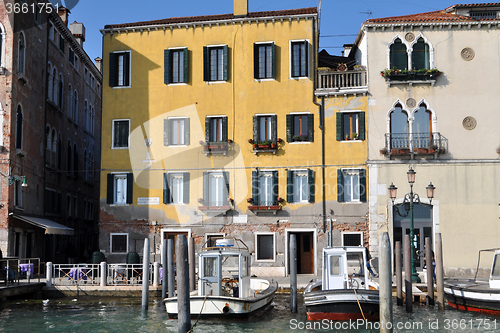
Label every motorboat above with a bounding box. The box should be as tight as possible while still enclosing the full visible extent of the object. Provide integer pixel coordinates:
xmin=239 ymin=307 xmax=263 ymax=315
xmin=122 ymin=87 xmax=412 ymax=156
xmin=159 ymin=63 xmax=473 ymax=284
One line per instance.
xmin=303 ymin=246 xmax=379 ymax=321
xmin=445 ymin=248 xmax=500 ymax=315
xmin=165 ymin=237 xmax=278 ymax=317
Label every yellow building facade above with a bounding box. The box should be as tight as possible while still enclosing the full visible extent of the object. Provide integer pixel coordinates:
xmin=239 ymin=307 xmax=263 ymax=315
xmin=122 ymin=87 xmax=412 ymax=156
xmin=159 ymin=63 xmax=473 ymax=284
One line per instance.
xmin=100 ymin=0 xmax=368 ymax=276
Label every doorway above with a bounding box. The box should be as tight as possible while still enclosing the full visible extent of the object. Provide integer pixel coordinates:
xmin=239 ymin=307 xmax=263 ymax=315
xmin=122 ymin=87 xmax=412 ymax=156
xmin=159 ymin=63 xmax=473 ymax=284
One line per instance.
xmin=287 ymin=231 xmax=314 ymax=274
xmin=393 ymin=203 xmax=433 ymax=270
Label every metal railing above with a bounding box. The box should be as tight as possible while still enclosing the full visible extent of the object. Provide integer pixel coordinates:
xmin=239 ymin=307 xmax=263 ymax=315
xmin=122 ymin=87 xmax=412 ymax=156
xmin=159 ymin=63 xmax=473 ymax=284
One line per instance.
xmin=384 ymin=132 xmax=448 ymax=154
xmin=0 ymin=257 xmax=42 ymax=285
xmin=317 ymin=70 xmax=367 ymax=90
xmin=50 ymin=263 xmax=154 ymax=286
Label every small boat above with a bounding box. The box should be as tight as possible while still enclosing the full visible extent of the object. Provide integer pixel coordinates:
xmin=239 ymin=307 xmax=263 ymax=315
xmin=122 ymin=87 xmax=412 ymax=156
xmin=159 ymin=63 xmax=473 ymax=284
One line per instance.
xmin=445 ymin=248 xmax=500 ymax=315
xmin=303 ymin=246 xmax=379 ymax=321
xmin=165 ymin=237 xmax=278 ymax=317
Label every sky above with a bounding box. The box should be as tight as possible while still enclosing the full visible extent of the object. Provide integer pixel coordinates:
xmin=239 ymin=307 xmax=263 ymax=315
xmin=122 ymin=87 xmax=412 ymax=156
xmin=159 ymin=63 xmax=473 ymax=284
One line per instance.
xmin=65 ymin=0 xmax=489 ymax=63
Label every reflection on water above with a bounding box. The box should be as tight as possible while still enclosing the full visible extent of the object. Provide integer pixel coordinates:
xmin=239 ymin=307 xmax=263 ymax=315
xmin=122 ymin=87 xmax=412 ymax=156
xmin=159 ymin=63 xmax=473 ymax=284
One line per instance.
xmin=0 ymin=294 xmax=499 ymax=332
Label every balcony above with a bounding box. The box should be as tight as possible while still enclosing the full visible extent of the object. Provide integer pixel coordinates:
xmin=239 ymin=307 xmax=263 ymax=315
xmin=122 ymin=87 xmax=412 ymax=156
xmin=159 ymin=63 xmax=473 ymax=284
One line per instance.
xmin=315 ymin=69 xmax=368 ymax=96
xmin=381 ymin=69 xmax=441 ymax=86
xmin=250 ymin=139 xmax=282 ymax=154
xmin=381 ymin=133 xmax=448 ymax=159
xmin=198 ymin=200 xmax=232 ymax=215
xmin=201 ymin=141 xmax=229 ymax=156
xmin=248 ymin=200 xmax=282 ymax=215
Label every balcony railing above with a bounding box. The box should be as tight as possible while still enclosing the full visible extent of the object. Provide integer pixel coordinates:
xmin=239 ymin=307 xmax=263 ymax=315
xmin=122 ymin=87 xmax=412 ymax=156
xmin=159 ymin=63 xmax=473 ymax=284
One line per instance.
xmin=316 ymin=69 xmax=368 ymax=95
xmin=382 ymin=132 xmax=448 ymax=157
xmin=201 ymin=141 xmax=229 ymax=156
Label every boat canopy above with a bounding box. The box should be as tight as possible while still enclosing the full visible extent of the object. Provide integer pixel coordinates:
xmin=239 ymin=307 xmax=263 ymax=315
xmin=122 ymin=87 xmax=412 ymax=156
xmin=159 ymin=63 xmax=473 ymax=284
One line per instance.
xmin=322 ymin=246 xmax=370 ymax=291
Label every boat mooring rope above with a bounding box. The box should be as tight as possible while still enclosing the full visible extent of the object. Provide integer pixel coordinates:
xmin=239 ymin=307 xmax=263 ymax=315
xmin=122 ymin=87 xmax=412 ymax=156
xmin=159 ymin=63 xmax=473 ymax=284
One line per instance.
xmin=353 ymin=288 xmax=374 ymax=333
xmin=187 ymin=294 xmax=208 ymax=333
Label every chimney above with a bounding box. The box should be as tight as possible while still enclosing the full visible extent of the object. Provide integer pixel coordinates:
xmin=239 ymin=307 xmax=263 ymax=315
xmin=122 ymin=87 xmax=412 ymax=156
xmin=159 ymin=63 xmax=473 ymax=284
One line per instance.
xmin=234 ymin=0 xmax=248 ymax=17
xmin=95 ymin=57 xmax=102 ymax=73
xmin=57 ymin=6 xmax=70 ymax=27
xmin=343 ymin=44 xmax=353 ymax=57
xmin=70 ymin=21 xmax=86 ymax=45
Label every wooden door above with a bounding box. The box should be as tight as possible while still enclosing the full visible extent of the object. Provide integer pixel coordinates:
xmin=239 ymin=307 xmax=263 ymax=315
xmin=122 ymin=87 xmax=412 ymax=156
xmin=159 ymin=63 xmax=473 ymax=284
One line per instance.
xmin=164 ymin=232 xmax=188 ymax=262
xmin=298 ymin=232 xmax=314 ymax=274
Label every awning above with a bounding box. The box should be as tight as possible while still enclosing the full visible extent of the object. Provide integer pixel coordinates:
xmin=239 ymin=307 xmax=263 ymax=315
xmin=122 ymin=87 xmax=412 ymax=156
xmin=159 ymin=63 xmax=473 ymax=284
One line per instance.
xmin=14 ymin=215 xmax=74 ymax=235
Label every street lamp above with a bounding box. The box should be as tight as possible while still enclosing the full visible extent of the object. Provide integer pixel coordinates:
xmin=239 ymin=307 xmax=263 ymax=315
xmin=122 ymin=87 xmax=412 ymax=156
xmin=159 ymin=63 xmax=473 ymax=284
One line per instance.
xmin=388 ymin=166 xmax=436 ymax=283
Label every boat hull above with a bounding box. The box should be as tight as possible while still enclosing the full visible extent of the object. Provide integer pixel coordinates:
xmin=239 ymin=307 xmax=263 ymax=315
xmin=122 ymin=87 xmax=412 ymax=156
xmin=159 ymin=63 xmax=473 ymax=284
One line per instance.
xmin=165 ymin=279 xmax=277 ymax=317
xmin=445 ymin=279 xmax=500 ymax=316
xmin=304 ymin=289 xmax=380 ymax=321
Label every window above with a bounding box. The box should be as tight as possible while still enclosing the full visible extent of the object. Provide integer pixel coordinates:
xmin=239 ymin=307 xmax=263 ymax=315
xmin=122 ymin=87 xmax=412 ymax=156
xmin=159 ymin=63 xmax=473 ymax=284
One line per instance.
xmin=73 ymin=143 xmax=78 ymax=179
xmin=107 ymin=173 xmax=133 ymax=205
xmin=203 ymin=45 xmax=228 ymax=82
xmin=413 ymin=104 xmax=432 ymax=149
xmin=411 ymin=38 xmax=429 ymax=70
xmin=291 ymin=40 xmax=308 ymax=78
xmin=74 ymin=55 xmax=79 ymax=71
xmin=337 ymin=169 xmax=366 ymax=203
xmin=109 ymin=51 xmax=130 ymax=87
xmin=256 ymin=233 xmax=275 ymax=261
xmin=205 ymin=116 xmax=227 ymax=142
xmin=205 ymin=234 xmax=225 ymax=247
xmin=342 ymin=232 xmax=363 ymax=246
xmin=69 ymin=47 xmax=74 ymax=65
xmin=390 ymin=104 xmax=409 ymax=149
xmin=67 ymin=194 xmax=72 ymax=217
xmin=253 ymin=115 xmax=277 ymax=143
xmin=252 ymin=170 xmax=278 ymax=206
xmin=67 ymin=141 xmax=72 ymax=175
xmin=73 ymin=90 xmax=78 ymax=122
xmin=254 ymin=43 xmax=275 ymax=79
xmin=112 ymin=119 xmax=130 ymax=148
xmin=59 ymin=34 xmax=65 ymax=53
xmin=110 ymin=233 xmax=128 ymax=253
xmin=202 ymin=171 xmax=229 ymax=207
xmin=44 ymin=188 xmax=61 ymax=214
xmin=164 ymin=48 xmax=188 ymax=84
xmin=286 ymin=114 xmax=314 ymax=142
xmin=164 ymin=117 xmax=190 ymax=146
xmin=57 ymin=74 xmax=63 ymax=108
xmin=14 ymin=178 xmax=23 ymax=208
xmin=390 ymin=38 xmax=408 ymax=70
xmin=163 ymin=172 xmax=190 ymax=204
xmin=336 ymin=112 xmax=365 ymax=141
xmin=286 ymin=169 xmax=315 ymax=203
xmin=34 ymin=3 xmax=42 ymax=25
xmin=16 ymin=106 xmax=23 ymax=149
xmin=18 ymin=32 xmax=25 ymax=74
xmin=49 ymin=22 xmax=55 ymax=41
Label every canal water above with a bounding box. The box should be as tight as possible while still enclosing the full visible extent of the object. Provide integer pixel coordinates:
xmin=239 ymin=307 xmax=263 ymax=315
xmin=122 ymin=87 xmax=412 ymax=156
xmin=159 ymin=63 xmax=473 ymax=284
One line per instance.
xmin=0 ymin=293 xmax=499 ymax=332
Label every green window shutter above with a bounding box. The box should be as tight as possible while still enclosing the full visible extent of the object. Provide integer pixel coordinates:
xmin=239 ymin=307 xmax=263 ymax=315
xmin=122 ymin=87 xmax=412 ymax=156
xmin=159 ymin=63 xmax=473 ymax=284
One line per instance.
xmin=222 ymin=117 xmax=228 ymax=142
xmin=106 ymin=174 xmax=114 ymax=204
xmin=126 ymin=173 xmax=134 ymax=204
xmin=336 ymin=112 xmax=343 ymax=141
xmin=272 ymin=171 xmax=279 ymax=204
xmin=202 ymin=172 xmax=209 ymax=203
xmin=109 ymin=53 xmax=117 ymax=87
xmin=271 ymin=43 xmax=276 ymax=79
xmin=253 ymin=115 xmax=258 ymax=143
xmin=203 ymin=46 xmax=209 ymax=81
xmin=223 ymin=45 xmax=229 ymax=81
xmin=252 ymin=170 xmax=259 ymax=204
xmin=307 ymin=114 xmax=314 ymax=142
xmin=253 ymin=43 xmax=259 ymax=79
xmin=184 ymin=118 xmax=190 ymax=145
xmin=358 ymin=112 xmax=365 ymax=140
xmin=359 ymin=169 xmax=367 ymax=202
xmin=286 ymin=170 xmax=293 ymax=203
xmin=183 ymin=48 xmax=189 ymax=83
xmin=390 ymin=40 xmax=408 ymax=70
xmin=205 ymin=117 xmax=210 ymax=142
xmin=308 ymin=169 xmax=315 ymax=203
xmin=223 ymin=171 xmax=230 ymax=202
xmin=304 ymin=41 xmax=309 ymax=77
xmin=164 ymin=119 xmax=170 ymax=146
xmin=337 ymin=169 xmax=344 ymax=202
xmin=271 ymin=115 xmax=277 ymax=141
xmin=123 ymin=53 xmax=130 ymax=86
xmin=286 ymin=114 xmax=292 ymax=142
xmin=163 ymin=173 xmax=170 ymax=204
xmin=183 ymin=172 xmax=190 ymax=204
xmin=164 ymin=49 xmax=171 ymax=84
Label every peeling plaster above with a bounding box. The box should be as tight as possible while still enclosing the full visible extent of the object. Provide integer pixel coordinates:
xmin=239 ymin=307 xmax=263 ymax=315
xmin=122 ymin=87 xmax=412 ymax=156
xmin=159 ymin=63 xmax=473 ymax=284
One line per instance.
xmin=325 ymin=96 xmax=364 ymax=118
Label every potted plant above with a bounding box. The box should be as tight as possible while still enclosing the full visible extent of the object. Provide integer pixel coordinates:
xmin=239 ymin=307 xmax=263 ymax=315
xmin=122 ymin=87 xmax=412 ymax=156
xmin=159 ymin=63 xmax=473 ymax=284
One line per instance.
xmin=277 ymin=197 xmax=284 ymax=203
xmin=198 ymin=198 xmax=204 ymax=203
xmin=247 ymin=198 xmax=253 ymax=203
xmin=351 ymin=133 xmax=358 ymax=140
xmin=258 ymin=141 xmax=271 ymax=148
xmin=270 ymin=142 xmax=277 ymax=148
xmin=299 ymin=134 xmax=308 ymax=141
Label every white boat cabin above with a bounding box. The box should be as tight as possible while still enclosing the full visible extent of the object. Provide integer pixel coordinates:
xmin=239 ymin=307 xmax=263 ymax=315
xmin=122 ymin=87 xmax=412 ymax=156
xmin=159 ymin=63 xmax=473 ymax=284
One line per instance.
xmin=489 ymin=250 xmax=500 ymax=289
xmin=323 ymin=247 xmax=371 ymax=291
xmin=198 ymin=238 xmax=252 ymax=298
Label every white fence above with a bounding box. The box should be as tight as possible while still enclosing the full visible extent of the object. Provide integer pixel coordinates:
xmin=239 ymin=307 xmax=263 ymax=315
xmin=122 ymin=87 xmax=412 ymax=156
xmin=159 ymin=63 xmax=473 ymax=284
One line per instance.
xmin=49 ymin=263 xmax=159 ymax=286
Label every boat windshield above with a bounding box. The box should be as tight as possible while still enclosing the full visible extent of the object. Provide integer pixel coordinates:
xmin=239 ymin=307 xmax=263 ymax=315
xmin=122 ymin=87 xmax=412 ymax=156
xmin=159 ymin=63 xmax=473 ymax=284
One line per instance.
xmin=222 ymin=254 xmax=240 ymax=278
xmin=492 ymin=254 xmax=500 ymax=277
xmin=346 ymin=253 xmax=365 ymax=277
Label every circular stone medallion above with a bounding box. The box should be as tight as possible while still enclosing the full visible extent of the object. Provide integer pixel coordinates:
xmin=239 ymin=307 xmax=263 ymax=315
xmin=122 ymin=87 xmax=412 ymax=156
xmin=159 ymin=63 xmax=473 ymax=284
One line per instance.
xmin=461 ymin=47 xmax=475 ymax=61
xmin=462 ymin=116 xmax=477 ymax=130
xmin=405 ymin=32 xmax=415 ymax=42
xmin=406 ymin=98 xmax=416 ymax=108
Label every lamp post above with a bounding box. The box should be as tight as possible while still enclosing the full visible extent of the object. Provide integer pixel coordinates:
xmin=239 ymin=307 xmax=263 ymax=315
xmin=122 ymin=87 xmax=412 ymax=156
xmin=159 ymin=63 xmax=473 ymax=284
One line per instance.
xmin=389 ymin=167 xmax=435 ymax=283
